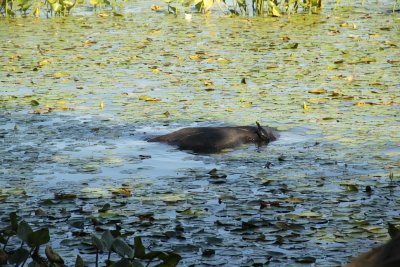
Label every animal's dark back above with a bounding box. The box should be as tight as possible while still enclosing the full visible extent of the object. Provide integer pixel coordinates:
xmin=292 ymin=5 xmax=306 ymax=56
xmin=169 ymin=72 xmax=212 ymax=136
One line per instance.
xmin=149 ymin=125 xmax=278 ymax=153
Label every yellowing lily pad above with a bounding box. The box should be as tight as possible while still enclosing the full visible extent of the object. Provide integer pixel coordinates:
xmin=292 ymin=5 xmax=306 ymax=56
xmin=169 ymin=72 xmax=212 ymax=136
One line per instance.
xmin=287 ymin=211 xmax=322 ymax=219
xmin=111 ymin=188 xmax=132 ymax=197
xmin=53 ymin=72 xmax=70 ymax=78
xmin=308 ymin=88 xmax=327 ymax=94
xmin=159 ymin=193 xmax=186 ymax=203
xmin=139 ymin=95 xmax=161 ymax=102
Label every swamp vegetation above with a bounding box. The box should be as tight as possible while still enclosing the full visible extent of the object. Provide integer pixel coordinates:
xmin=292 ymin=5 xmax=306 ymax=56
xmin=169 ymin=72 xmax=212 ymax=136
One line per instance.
xmin=0 ymin=0 xmax=399 ymax=266
xmin=2 ymin=0 xmax=346 ymax=18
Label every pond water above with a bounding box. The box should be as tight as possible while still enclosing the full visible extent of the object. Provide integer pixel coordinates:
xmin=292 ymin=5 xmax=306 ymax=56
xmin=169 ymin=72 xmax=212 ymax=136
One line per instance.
xmin=0 ymin=0 xmax=399 ymax=266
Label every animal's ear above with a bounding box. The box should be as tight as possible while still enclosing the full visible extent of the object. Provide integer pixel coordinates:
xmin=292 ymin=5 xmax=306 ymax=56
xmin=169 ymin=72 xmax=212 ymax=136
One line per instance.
xmin=255 ymin=121 xmax=267 ymax=140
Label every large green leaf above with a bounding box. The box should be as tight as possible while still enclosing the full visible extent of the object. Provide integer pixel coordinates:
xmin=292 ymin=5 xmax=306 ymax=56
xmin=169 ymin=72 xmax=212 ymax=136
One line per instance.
xmin=134 ymin=236 xmax=146 ymax=259
xmin=75 ymin=255 xmax=85 ymax=267
xmin=16 ymin=0 xmax=32 ymax=11
xmin=91 ymin=234 xmax=105 ymax=252
xmin=0 ymin=234 xmax=7 ymax=244
xmin=202 ymin=0 xmax=213 ymax=12
xmin=50 ymin=2 xmax=62 ymax=12
xmin=112 ymin=238 xmax=134 ymax=259
xmin=27 ymin=228 xmax=50 ymax=248
xmin=142 ymin=251 xmax=181 ymax=266
xmin=17 ymin=221 xmax=33 ymax=243
xmin=10 ymin=212 xmax=18 ymax=232
xmin=101 ymin=230 xmax=115 ymax=251
xmin=143 ymin=251 xmax=166 ymax=260
xmin=155 ymin=252 xmax=182 ymax=267
xmin=8 ymin=248 xmax=30 ymax=265
xmin=110 ymin=258 xmax=145 ymax=267
xmin=89 ymin=0 xmax=101 ymax=5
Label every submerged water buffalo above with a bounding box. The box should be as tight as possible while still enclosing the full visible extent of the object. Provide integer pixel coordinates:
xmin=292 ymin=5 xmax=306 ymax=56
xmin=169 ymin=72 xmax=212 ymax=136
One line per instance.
xmin=346 ymin=234 xmax=400 ymax=267
xmin=149 ymin=122 xmax=279 ymax=153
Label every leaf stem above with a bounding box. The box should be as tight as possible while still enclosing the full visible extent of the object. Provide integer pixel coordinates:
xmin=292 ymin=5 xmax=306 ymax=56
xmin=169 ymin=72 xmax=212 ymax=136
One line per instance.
xmin=3 ymin=236 xmax=10 ymax=250
xmin=95 ymin=248 xmax=99 ymax=267
xmin=20 ymin=246 xmax=35 ymax=267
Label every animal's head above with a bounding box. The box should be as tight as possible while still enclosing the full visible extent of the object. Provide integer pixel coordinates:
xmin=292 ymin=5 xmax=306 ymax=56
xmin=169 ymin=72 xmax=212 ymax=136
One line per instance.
xmin=255 ymin=121 xmax=278 ymax=143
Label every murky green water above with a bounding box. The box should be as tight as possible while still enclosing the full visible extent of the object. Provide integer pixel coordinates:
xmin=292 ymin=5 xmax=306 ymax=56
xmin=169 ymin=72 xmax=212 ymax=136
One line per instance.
xmin=0 ymin=1 xmax=399 ymax=266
